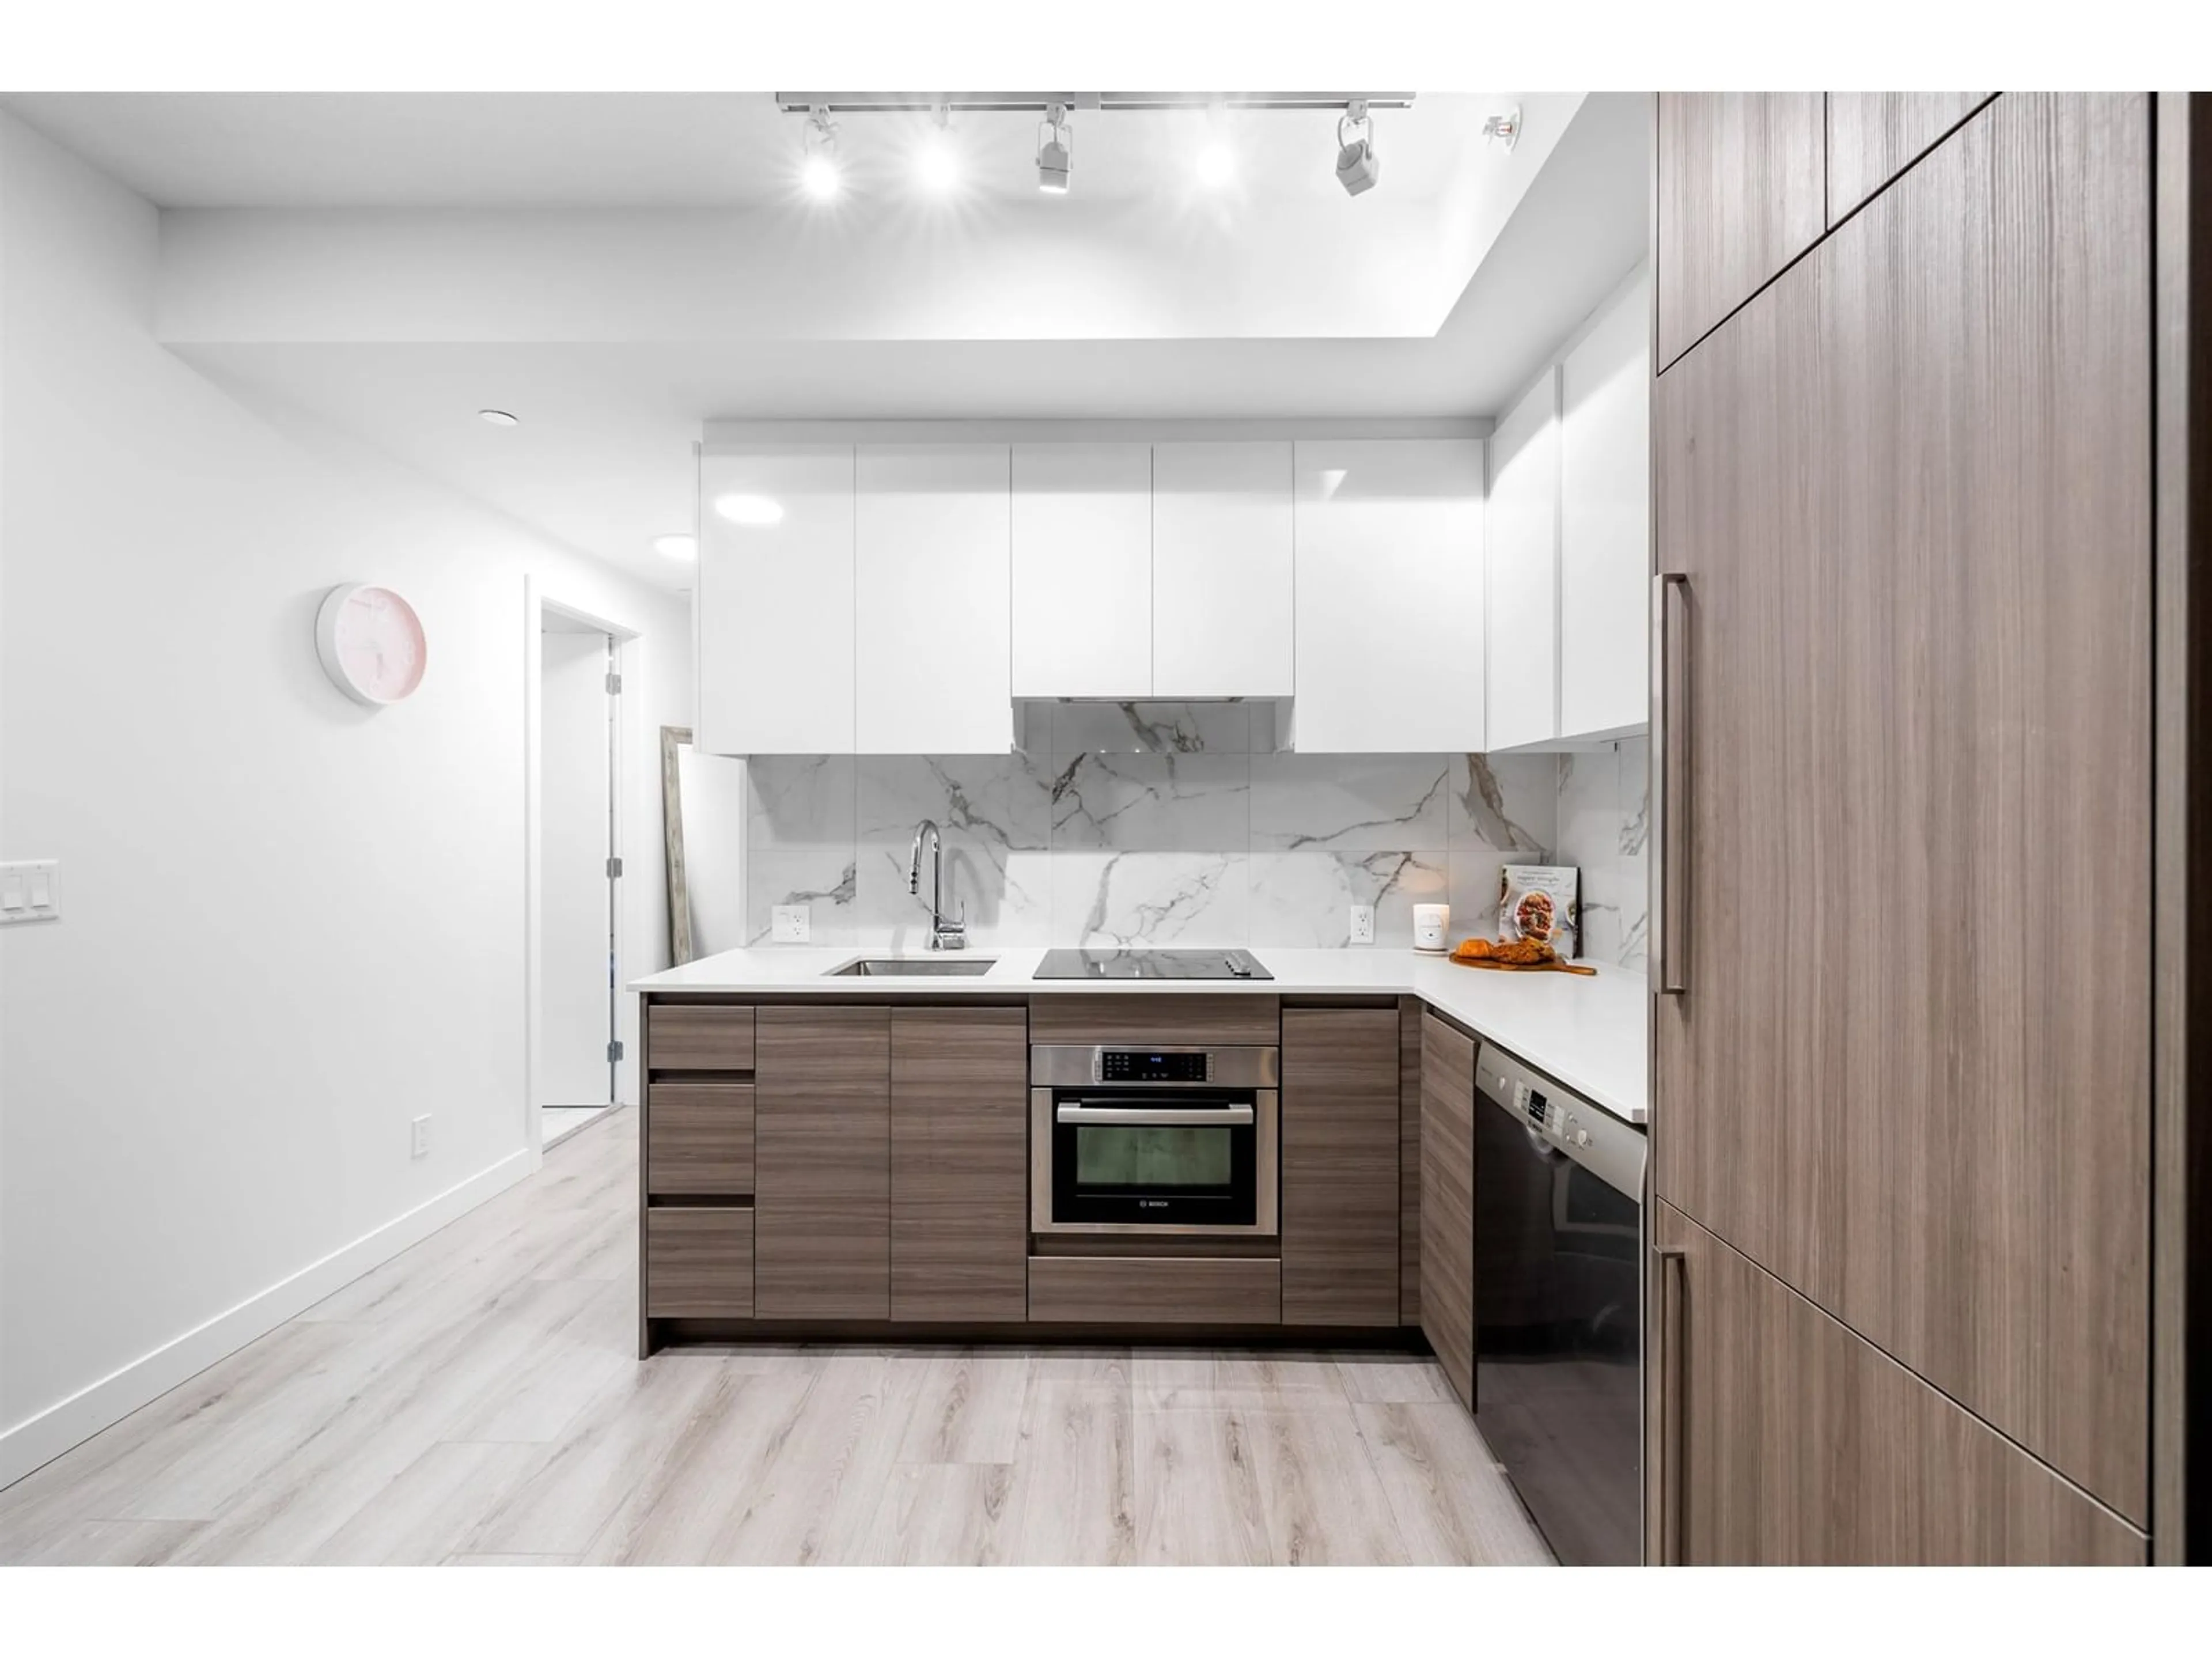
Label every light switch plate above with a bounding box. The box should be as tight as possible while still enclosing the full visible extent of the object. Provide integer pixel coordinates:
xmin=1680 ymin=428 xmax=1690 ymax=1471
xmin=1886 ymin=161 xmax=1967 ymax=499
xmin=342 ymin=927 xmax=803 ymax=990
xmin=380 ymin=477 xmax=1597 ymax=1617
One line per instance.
xmin=1348 ymin=904 xmax=1376 ymax=945
xmin=772 ymin=904 xmax=812 ymax=944
xmin=410 ymin=1115 xmax=431 ymax=1159
xmin=0 ymin=860 xmax=60 ymax=925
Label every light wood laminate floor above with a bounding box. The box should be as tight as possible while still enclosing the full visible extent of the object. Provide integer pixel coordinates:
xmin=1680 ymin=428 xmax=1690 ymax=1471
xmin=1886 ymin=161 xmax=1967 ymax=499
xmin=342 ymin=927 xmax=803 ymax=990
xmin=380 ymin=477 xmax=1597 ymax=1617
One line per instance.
xmin=0 ymin=1115 xmax=1552 ymax=1566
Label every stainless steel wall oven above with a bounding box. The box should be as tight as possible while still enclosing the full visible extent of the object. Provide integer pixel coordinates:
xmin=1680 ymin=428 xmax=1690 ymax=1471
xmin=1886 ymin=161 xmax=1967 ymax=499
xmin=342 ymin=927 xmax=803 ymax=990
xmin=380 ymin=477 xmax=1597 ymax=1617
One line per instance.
xmin=1029 ymin=1044 xmax=1279 ymax=1236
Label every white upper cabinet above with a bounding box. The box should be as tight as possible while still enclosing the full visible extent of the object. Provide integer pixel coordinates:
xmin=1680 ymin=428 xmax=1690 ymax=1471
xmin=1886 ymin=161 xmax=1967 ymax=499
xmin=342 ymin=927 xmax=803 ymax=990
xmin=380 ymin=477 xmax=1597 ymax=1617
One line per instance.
xmin=855 ymin=444 xmax=1012 ymax=753
xmin=698 ymin=445 xmax=855 ymax=755
xmin=1484 ymin=368 xmax=1563 ymax=751
xmin=1291 ymin=439 xmax=1486 ymax=753
xmin=1011 ymin=443 xmax=1153 ymax=699
xmin=1151 ymin=441 xmax=1295 ymax=699
xmin=1558 ymin=268 xmax=1652 ymax=740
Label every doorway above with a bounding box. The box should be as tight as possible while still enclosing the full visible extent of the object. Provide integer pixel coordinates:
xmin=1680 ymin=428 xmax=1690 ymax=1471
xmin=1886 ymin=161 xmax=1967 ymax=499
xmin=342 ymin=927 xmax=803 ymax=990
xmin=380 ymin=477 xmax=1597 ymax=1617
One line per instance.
xmin=539 ymin=611 xmax=619 ymax=1149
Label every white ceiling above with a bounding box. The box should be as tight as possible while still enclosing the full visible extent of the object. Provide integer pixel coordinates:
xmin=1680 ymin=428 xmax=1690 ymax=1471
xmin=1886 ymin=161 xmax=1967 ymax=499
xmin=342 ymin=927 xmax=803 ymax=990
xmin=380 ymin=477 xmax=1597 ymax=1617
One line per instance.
xmin=6 ymin=90 xmax=1652 ymax=590
xmin=0 ymin=91 xmax=1489 ymax=209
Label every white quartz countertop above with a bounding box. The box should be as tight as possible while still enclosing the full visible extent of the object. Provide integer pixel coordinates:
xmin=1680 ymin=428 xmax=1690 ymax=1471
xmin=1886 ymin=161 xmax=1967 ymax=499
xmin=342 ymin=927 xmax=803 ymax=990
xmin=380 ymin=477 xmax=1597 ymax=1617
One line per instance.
xmin=631 ymin=945 xmax=1649 ymax=1126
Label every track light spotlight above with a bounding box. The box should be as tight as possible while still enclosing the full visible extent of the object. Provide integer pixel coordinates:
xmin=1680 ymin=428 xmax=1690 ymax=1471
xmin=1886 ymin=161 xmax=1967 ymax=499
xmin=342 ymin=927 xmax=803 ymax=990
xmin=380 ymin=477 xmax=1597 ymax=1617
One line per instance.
xmin=1037 ymin=103 xmax=1073 ymax=195
xmin=916 ymin=104 xmax=957 ymax=192
xmin=1196 ymin=102 xmax=1234 ymax=187
xmin=800 ymin=106 xmax=841 ymax=200
xmin=1335 ymin=101 xmax=1380 ymax=197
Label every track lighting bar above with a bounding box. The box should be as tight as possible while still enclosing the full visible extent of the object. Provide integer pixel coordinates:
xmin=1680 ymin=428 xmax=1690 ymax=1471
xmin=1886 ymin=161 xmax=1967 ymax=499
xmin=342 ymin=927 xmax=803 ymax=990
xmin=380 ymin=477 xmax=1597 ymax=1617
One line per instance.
xmin=774 ymin=91 xmax=1416 ymax=115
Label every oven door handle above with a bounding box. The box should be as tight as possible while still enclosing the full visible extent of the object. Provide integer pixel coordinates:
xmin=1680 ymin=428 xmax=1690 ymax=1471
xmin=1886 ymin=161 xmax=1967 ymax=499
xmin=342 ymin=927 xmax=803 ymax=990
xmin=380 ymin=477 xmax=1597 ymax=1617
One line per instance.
xmin=1055 ymin=1103 xmax=1255 ymax=1127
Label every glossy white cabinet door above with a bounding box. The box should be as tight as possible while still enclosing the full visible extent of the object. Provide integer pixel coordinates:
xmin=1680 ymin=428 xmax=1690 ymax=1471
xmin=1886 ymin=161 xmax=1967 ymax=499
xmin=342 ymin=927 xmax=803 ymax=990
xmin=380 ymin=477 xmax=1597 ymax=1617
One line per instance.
xmin=855 ymin=444 xmax=1012 ymax=753
xmin=1010 ymin=442 xmax=1153 ymax=699
xmin=1152 ymin=441 xmax=1294 ymax=699
xmin=698 ymin=446 xmax=856 ymax=755
xmin=1558 ymin=268 xmax=1652 ymax=740
xmin=1484 ymin=367 xmax=1562 ymax=751
xmin=1291 ymin=440 xmax=1486 ymax=753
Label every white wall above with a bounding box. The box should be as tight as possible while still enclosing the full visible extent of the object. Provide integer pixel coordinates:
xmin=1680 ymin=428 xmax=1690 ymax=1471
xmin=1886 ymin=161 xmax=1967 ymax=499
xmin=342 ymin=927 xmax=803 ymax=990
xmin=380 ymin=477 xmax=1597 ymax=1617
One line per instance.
xmin=0 ymin=110 xmax=689 ymax=1486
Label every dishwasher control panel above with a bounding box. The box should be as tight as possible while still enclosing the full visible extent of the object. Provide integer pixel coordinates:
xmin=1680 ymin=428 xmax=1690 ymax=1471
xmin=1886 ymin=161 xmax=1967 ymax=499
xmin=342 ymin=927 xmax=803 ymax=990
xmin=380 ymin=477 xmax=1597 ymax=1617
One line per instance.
xmin=1478 ymin=1043 xmax=1646 ymax=1196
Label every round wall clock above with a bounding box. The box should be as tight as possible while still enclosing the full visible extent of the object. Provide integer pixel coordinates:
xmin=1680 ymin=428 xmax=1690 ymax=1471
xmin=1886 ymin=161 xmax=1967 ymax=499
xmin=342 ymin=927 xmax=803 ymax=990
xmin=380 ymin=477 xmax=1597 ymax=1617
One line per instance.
xmin=315 ymin=583 xmax=427 ymax=706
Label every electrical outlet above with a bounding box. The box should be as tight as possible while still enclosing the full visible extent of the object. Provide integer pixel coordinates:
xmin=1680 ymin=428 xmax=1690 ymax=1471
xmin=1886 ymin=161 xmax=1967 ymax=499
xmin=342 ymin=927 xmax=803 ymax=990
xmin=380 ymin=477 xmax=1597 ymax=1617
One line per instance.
xmin=1348 ymin=904 xmax=1376 ymax=945
xmin=410 ymin=1116 xmax=431 ymax=1159
xmin=772 ymin=904 xmax=812 ymax=944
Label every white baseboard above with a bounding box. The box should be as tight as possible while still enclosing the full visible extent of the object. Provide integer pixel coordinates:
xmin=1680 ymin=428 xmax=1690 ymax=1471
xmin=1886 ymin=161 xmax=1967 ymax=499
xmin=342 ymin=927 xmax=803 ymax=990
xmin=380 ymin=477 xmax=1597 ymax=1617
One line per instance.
xmin=0 ymin=1149 xmax=533 ymax=1490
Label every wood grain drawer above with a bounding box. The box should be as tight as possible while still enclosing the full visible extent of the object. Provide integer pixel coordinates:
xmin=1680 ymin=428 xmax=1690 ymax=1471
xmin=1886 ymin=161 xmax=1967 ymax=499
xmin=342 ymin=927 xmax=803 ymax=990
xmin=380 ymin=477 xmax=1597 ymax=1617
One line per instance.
xmin=1027 ymin=994 xmax=1279 ymax=1048
xmin=645 ymin=1207 xmax=753 ymax=1318
xmin=647 ymin=1003 xmax=756 ymax=1071
xmin=646 ymin=1084 xmax=755 ymax=1195
xmin=1027 ymin=1255 xmax=1282 ymax=1325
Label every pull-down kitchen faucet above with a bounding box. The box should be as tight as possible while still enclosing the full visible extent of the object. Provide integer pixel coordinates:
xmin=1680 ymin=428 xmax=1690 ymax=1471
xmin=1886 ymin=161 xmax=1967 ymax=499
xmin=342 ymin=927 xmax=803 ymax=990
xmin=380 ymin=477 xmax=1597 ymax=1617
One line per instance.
xmin=908 ymin=819 xmax=967 ymax=951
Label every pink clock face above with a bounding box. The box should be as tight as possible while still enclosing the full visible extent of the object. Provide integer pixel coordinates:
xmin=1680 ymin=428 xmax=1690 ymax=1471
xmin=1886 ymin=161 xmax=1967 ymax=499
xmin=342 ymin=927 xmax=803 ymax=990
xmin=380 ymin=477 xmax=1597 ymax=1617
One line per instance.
xmin=333 ymin=586 xmax=426 ymax=702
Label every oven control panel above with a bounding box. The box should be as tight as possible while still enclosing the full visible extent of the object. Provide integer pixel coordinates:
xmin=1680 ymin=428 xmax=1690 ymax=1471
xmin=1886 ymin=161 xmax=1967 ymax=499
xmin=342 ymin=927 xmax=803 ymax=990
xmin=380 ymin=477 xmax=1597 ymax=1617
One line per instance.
xmin=1031 ymin=1043 xmax=1279 ymax=1090
xmin=1099 ymin=1049 xmax=1211 ymax=1084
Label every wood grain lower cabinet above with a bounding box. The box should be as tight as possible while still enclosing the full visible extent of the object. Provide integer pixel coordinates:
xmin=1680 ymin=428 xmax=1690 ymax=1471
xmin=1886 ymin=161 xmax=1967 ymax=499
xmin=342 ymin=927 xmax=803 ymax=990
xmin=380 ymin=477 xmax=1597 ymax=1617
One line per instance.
xmin=645 ymin=1209 xmax=754 ymax=1319
xmin=1651 ymin=1204 xmax=2144 ymax=1565
xmin=755 ymin=1006 xmax=891 ymax=1319
xmin=1654 ymin=91 xmax=2151 ymax=1520
xmin=1027 ymin=994 xmax=1278 ymax=1048
xmin=890 ymin=1006 xmax=1028 ymax=1323
xmin=1656 ymin=92 xmax=1826 ymax=368
xmin=1028 ymin=1255 xmax=1281 ymax=1325
xmin=644 ymin=1004 xmax=755 ymax=1071
xmin=645 ymin=1083 xmax=754 ymax=1196
xmin=1281 ymin=1007 xmax=1400 ymax=1327
xmin=1399 ymin=998 xmax=1423 ymax=1325
xmin=1418 ymin=1014 xmax=1477 ymax=1411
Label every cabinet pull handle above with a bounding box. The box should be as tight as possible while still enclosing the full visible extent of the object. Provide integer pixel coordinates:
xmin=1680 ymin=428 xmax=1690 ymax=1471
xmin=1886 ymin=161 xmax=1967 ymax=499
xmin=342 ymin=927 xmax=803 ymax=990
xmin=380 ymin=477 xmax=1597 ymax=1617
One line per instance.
xmin=1649 ymin=573 xmax=1690 ymax=995
xmin=1655 ymin=1244 xmax=1688 ymax=1565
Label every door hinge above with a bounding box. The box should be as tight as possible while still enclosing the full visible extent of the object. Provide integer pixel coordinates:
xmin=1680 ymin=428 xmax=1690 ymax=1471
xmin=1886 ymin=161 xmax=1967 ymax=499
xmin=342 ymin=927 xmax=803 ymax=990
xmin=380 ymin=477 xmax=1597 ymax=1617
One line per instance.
xmin=606 ymin=855 xmax=624 ymax=878
xmin=607 ymin=1039 xmax=625 ymax=1063
xmin=605 ymin=671 xmax=623 ymax=695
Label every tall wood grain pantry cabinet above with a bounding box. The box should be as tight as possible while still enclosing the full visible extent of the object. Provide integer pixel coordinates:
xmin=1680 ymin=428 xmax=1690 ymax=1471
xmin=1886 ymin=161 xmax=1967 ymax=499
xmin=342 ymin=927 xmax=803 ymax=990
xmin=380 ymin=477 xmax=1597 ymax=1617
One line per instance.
xmin=1647 ymin=91 xmax=2212 ymax=1565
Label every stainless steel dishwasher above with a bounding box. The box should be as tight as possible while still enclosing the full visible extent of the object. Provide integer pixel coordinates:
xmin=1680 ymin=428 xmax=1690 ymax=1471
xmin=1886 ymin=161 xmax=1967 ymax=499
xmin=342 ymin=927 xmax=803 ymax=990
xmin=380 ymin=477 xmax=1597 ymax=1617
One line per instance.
xmin=1472 ymin=1040 xmax=1646 ymax=1567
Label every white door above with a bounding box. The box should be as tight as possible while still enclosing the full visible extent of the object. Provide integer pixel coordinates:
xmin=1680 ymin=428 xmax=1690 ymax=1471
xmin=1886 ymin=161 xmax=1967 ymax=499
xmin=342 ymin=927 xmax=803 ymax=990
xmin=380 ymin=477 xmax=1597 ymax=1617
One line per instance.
xmin=856 ymin=444 xmax=1012 ymax=752
xmin=1010 ymin=442 xmax=1153 ymax=699
xmin=1559 ymin=267 xmax=1652 ymax=740
xmin=540 ymin=628 xmax=612 ymax=1108
xmin=1291 ymin=439 xmax=1486 ymax=752
xmin=1485 ymin=367 xmax=1563 ymax=751
xmin=1152 ymin=441 xmax=1294 ymax=699
xmin=698 ymin=445 xmax=857 ymax=753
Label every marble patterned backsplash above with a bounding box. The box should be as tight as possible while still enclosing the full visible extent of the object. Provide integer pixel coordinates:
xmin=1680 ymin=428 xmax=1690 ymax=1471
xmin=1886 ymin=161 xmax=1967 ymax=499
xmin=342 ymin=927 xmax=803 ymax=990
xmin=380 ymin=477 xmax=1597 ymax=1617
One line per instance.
xmin=1554 ymin=737 xmax=1650 ymax=968
xmin=742 ymin=703 xmax=1584 ymax=953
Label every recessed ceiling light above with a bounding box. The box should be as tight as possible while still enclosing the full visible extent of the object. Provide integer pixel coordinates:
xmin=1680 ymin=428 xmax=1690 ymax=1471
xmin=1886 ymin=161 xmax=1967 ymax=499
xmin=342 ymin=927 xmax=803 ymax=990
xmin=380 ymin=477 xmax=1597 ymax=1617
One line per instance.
xmin=652 ymin=533 xmax=698 ymax=562
xmin=1196 ymin=141 xmax=1235 ymax=187
xmin=713 ymin=493 xmax=785 ymax=527
xmin=478 ymin=408 xmax=518 ymax=427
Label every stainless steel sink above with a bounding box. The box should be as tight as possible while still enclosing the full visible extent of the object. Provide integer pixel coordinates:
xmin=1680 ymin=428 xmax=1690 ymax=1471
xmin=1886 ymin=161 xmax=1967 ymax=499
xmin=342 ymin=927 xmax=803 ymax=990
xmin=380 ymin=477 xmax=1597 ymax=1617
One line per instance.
xmin=825 ymin=957 xmax=998 ymax=978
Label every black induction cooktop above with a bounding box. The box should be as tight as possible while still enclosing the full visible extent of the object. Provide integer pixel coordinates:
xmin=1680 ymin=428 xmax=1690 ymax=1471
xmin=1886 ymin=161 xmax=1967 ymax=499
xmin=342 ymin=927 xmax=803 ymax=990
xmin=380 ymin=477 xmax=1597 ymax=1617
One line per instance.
xmin=1032 ymin=948 xmax=1273 ymax=981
